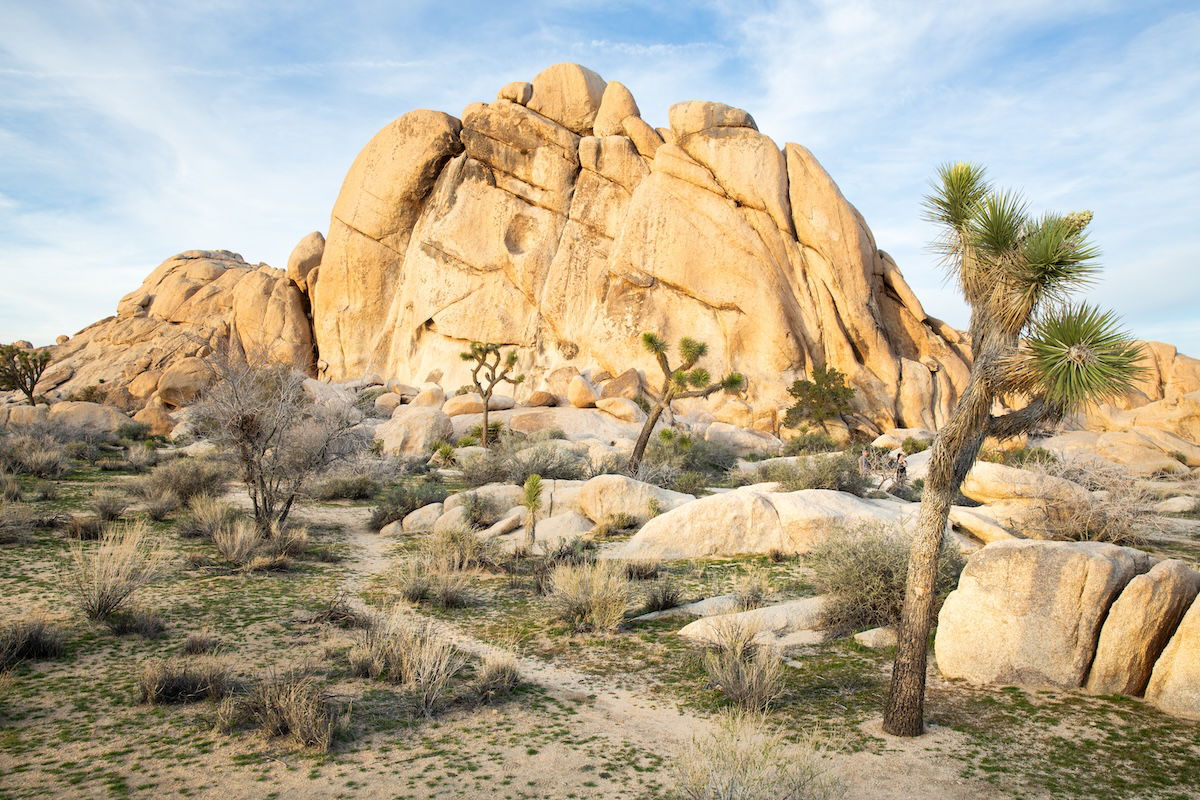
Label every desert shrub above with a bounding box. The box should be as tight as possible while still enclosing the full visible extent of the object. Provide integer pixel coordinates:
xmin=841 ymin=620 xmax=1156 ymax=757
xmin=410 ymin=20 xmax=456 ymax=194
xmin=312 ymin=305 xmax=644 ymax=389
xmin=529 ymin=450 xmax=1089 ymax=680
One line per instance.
xmin=219 ymin=670 xmax=345 ymax=751
xmin=783 ymin=432 xmax=839 ymax=455
xmin=90 ymin=491 xmax=128 ymax=522
xmin=474 ymin=651 xmax=520 ymax=703
xmin=424 ymin=525 xmax=500 ymax=572
xmin=732 ymin=570 xmax=772 ymax=611
xmin=671 ymin=470 xmax=712 ymax=496
xmin=701 ymin=619 xmax=784 ymax=711
xmin=66 ymin=520 xmax=165 ymax=619
xmin=458 ymin=491 xmax=499 ymax=529
xmin=548 ymin=561 xmax=632 ymax=632
xmin=133 ymin=458 xmax=229 ymax=504
xmin=394 ymin=558 xmax=474 ymax=608
xmin=0 ymin=615 xmax=67 ymax=670
xmin=117 ymin=421 xmax=151 ymax=441
xmin=65 ymin=515 xmax=105 ymax=541
xmin=176 ymin=495 xmax=238 ymax=539
xmin=139 ymin=657 xmax=235 ymax=704
xmin=0 ymin=435 xmax=69 ymax=478
xmin=32 ymin=481 xmax=58 ymax=501
xmin=213 ymin=519 xmax=262 ymax=566
xmin=466 ymin=420 xmax=505 ymax=443
xmin=590 ymin=512 xmax=639 ymax=539
xmin=623 ymin=558 xmax=662 ymax=581
xmin=348 ymin=612 xmax=466 ymax=716
xmin=1025 ymin=457 xmax=1159 ymax=545
xmin=104 ymin=607 xmax=167 ymax=638
xmin=182 ymin=630 xmax=221 ymax=655
xmin=63 ymin=440 xmax=102 ymax=463
xmin=901 ymin=436 xmax=930 ymax=454
xmin=526 ymin=536 xmax=597 ymax=593
xmin=142 ymin=489 xmax=180 ymax=522
xmin=307 ymin=593 xmax=376 ymax=629
xmin=978 ymin=446 xmax=1058 ymax=467
xmin=762 ymin=453 xmax=868 ymax=496
xmin=645 ymin=429 xmax=738 ymax=480
xmin=673 ymin=710 xmax=843 ymax=800
xmin=457 ymin=435 xmax=587 ymax=489
xmin=125 ymin=444 xmax=157 ymax=472
xmin=0 ymin=472 xmax=20 ymax=503
xmin=642 ymin=578 xmax=683 ymax=613
xmin=807 ymin=522 xmax=963 ymax=632
xmin=307 ymin=473 xmax=381 ymax=501
xmin=369 ymin=477 xmax=448 ymax=530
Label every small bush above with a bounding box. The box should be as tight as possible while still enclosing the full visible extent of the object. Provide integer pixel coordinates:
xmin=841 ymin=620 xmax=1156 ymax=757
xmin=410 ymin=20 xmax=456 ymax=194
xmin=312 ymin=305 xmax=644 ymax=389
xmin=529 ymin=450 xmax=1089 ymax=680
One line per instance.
xmin=591 ymin=512 xmax=639 ymax=539
xmin=642 ymin=578 xmax=683 ymax=613
xmin=0 ymin=615 xmax=67 ymax=670
xmin=139 ymin=658 xmax=234 ymax=704
xmin=783 ymin=432 xmax=839 ymax=455
xmin=701 ymin=619 xmax=783 ymax=711
xmin=1025 ymin=457 xmax=1159 ymax=545
xmin=105 ymin=607 xmax=167 ymax=638
xmin=0 ymin=473 xmax=20 ymax=503
xmin=213 ymin=519 xmax=263 ymax=566
xmin=457 ymin=432 xmax=588 ymax=489
xmin=66 ymin=520 xmax=165 ymax=620
xmin=901 ymin=436 xmax=930 ymax=454
xmin=126 ymin=445 xmax=157 ymax=472
xmin=458 ymin=492 xmax=498 ymax=529
xmin=475 ymin=651 xmax=520 ymax=703
xmin=763 ymin=453 xmax=868 ymax=496
xmin=221 ymin=670 xmax=344 ymax=751
xmin=142 ymin=489 xmax=180 ymax=522
xmin=90 ymin=491 xmax=128 ymax=522
xmin=117 ymin=421 xmax=152 ymax=441
xmin=644 ymin=430 xmax=738 ymax=482
xmin=308 ymin=473 xmax=380 ymax=501
xmin=673 ymin=710 xmax=843 ymax=800
xmin=623 ymin=558 xmax=662 ymax=581
xmin=424 ymin=525 xmax=500 ymax=572
xmin=548 ymin=561 xmax=632 ymax=632
xmin=732 ymin=570 xmax=771 ymax=611
xmin=807 ymin=522 xmax=963 ymax=632
xmin=307 ymin=594 xmax=375 ymax=630
xmin=132 ymin=458 xmax=229 ymax=504
xmin=369 ymin=478 xmax=449 ymax=530
xmin=395 ymin=559 xmax=474 ymax=608
xmin=182 ymin=630 xmax=221 ymax=655
xmin=978 ymin=446 xmax=1058 ymax=467
xmin=177 ymin=496 xmax=238 ymax=539
xmin=65 ymin=515 xmax=105 ymax=540
xmin=19 ymin=447 xmax=69 ymax=479
xmin=348 ymin=612 xmax=466 ymax=716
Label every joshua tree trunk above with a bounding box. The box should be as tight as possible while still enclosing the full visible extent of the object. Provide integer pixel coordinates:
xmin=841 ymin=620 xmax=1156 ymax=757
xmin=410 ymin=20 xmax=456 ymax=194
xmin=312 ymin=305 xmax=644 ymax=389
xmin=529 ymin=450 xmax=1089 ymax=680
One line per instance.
xmin=629 ymin=401 xmax=668 ymax=474
xmin=883 ymin=352 xmax=996 ymax=735
xmin=480 ymin=389 xmax=492 ymax=448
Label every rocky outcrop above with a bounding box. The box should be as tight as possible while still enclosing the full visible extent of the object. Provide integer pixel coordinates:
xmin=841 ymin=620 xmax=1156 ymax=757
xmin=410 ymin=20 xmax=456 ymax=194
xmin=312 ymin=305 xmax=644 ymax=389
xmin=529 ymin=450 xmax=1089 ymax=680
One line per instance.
xmin=37 ymin=250 xmax=314 ymax=409
xmin=1145 ymin=594 xmax=1200 ymax=719
xmin=310 ymin=62 xmax=972 ymax=435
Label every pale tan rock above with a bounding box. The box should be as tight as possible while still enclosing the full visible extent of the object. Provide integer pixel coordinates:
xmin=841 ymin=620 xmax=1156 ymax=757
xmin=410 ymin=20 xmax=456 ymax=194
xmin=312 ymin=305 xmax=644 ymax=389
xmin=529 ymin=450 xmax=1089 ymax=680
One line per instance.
xmin=497 ymin=81 xmax=533 ymax=105
xmin=511 ymin=510 xmax=594 ymax=549
xmin=854 ymin=626 xmax=898 ymax=649
xmin=506 ymin=407 xmax=643 ymax=443
xmin=525 ymin=390 xmax=557 ymax=407
xmin=527 ymin=62 xmax=606 ymax=135
xmin=546 ymin=367 xmax=581 ymax=399
xmin=286 ymin=231 xmax=324 ymax=290
xmin=934 ymin=540 xmax=1150 ymax=689
xmin=679 ymin=597 xmax=828 ymax=647
xmin=567 ymin=375 xmax=599 ymax=408
xmin=1155 ymin=496 xmax=1199 ymax=514
xmin=960 ymin=461 xmax=1089 ymax=506
xmin=132 ymin=403 xmax=174 ymax=436
xmin=668 ymin=101 xmax=756 ymax=136
xmin=127 ymin=371 xmax=162 ymax=402
xmin=1086 ymin=559 xmax=1200 ymax=696
xmin=443 ymin=393 xmax=487 ymax=416
xmin=596 ymin=397 xmax=645 ymax=424
xmin=443 ymin=482 xmax=522 ymax=520
xmin=409 ymin=385 xmax=445 ymax=407
xmin=577 ymin=474 xmax=693 ymax=524
xmin=402 ymin=502 xmax=443 ymax=534
xmin=374 ymin=391 xmax=404 ymax=414
xmin=47 ymin=401 xmax=129 ymax=434
xmin=374 ymin=406 xmax=453 ymax=455
xmin=622 ymin=116 xmax=664 ymax=159
xmin=678 ymin=125 xmax=793 ymax=234
xmin=55 ymin=335 xmax=69 ymax=346
xmin=592 ymin=80 xmax=640 ymax=136
xmin=1145 ymin=595 xmax=1200 ymax=719
xmin=704 ymin=422 xmax=783 ymax=456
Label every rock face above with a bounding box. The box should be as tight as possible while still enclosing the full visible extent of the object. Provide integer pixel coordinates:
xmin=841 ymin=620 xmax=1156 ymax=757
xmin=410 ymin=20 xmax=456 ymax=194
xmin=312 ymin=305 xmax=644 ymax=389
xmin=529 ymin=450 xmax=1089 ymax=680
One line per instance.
xmin=935 ymin=540 xmax=1150 ymax=689
xmin=310 ymin=63 xmax=972 ymax=434
xmin=1145 ymin=595 xmax=1200 ymax=719
xmin=41 ymin=250 xmax=314 ymax=407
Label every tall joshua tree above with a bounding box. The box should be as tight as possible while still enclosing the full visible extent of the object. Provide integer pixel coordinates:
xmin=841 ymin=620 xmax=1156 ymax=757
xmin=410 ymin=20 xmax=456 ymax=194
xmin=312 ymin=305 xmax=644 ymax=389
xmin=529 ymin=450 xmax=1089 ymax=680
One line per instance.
xmin=460 ymin=342 xmax=525 ymax=448
xmin=628 ymin=334 xmax=745 ymax=473
xmin=883 ymin=163 xmax=1145 ymax=736
xmin=0 ymin=344 xmax=52 ymax=406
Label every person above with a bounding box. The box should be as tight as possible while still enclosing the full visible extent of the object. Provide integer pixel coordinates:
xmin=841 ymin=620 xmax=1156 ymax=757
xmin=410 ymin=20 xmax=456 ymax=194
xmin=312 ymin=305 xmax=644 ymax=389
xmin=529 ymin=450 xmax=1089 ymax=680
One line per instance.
xmin=895 ymin=451 xmax=908 ymax=487
xmin=858 ymin=447 xmax=870 ymax=476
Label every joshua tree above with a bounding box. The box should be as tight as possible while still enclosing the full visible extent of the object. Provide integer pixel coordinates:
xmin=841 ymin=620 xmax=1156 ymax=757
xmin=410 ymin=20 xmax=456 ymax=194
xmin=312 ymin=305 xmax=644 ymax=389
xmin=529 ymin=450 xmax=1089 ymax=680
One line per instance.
xmin=460 ymin=342 xmax=524 ymax=448
xmin=628 ymin=334 xmax=745 ymax=473
xmin=521 ymin=473 xmax=543 ymax=550
xmin=784 ymin=364 xmax=856 ymax=429
xmin=0 ymin=344 xmax=51 ymax=406
xmin=883 ymin=163 xmax=1144 ymax=737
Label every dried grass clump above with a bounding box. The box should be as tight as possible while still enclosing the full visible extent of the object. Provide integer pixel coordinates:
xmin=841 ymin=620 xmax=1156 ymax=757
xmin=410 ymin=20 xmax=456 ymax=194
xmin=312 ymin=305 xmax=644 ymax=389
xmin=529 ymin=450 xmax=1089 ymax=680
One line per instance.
xmin=65 ymin=515 xmax=105 ymax=541
xmin=213 ymin=519 xmax=263 ymax=566
xmin=732 ymin=569 xmax=772 ymax=611
xmin=394 ymin=559 xmax=474 ymax=608
xmin=761 ymin=453 xmax=868 ymax=496
xmin=348 ymin=612 xmax=466 ymax=716
xmin=142 ymin=489 xmax=180 ymax=522
xmin=66 ymin=520 xmax=165 ymax=620
xmin=176 ymin=496 xmax=238 ymax=539
xmin=0 ymin=614 xmax=67 ymax=670
xmin=308 ymin=473 xmax=380 ymax=501
xmin=139 ymin=657 xmax=235 ymax=704
xmin=217 ymin=670 xmax=345 ymax=751
xmin=1025 ymin=456 xmax=1160 ymax=545
xmin=474 ymin=651 xmax=520 ymax=703
xmin=547 ymin=561 xmax=632 ymax=632
xmin=182 ymin=630 xmax=221 ymax=655
xmin=673 ymin=710 xmax=843 ymax=800
xmin=642 ymin=578 xmax=683 ymax=613
xmin=307 ymin=593 xmax=375 ymax=630
xmin=807 ymin=522 xmax=962 ymax=633
xmin=0 ymin=472 xmax=20 ymax=503
xmin=424 ymin=525 xmax=500 ymax=572
xmin=622 ymin=558 xmax=662 ymax=581
xmin=0 ymin=434 xmax=70 ymax=478
xmin=589 ymin=512 xmax=639 ymax=539
xmin=90 ymin=491 xmax=129 ymax=522
xmin=104 ymin=607 xmax=167 ymax=638
xmin=132 ymin=458 xmax=229 ymax=504
xmin=701 ymin=619 xmax=784 ymax=712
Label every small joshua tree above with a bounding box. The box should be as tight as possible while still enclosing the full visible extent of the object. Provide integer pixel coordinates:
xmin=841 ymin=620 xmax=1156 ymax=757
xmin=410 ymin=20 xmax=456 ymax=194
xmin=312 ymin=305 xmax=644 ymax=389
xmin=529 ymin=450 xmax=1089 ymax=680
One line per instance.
xmin=0 ymin=344 xmax=51 ymax=406
xmin=629 ymin=334 xmax=745 ymax=473
xmin=883 ymin=164 xmax=1145 ymax=737
xmin=460 ymin=343 xmax=524 ymax=448
xmin=521 ymin=473 xmax=543 ymax=550
xmin=784 ymin=364 xmax=855 ymax=429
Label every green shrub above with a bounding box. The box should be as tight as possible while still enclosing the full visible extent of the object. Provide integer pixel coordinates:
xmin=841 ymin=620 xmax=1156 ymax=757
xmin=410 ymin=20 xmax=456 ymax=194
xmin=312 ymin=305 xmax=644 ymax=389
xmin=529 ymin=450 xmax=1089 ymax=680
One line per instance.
xmin=645 ymin=429 xmax=738 ymax=478
xmin=783 ymin=432 xmax=839 ymax=455
xmin=457 ymin=433 xmax=587 ymax=489
xmin=307 ymin=473 xmax=380 ymax=501
xmin=901 ymin=436 xmax=930 ymax=454
xmin=117 ymin=421 xmax=152 ymax=441
xmin=369 ymin=477 xmax=449 ymax=530
xmin=978 ymin=446 xmax=1058 ymax=467
xmin=474 ymin=652 xmax=520 ymax=703
xmin=642 ymin=578 xmax=683 ymax=613
xmin=132 ymin=458 xmax=229 ymax=504
xmin=762 ymin=453 xmax=868 ymax=496
xmin=807 ymin=522 xmax=963 ymax=632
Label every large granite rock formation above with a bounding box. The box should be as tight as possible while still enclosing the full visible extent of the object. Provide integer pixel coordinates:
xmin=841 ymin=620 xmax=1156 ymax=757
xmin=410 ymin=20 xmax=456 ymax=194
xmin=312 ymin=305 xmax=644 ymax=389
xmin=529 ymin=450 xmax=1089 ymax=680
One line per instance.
xmin=309 ymin=62 xmax=973 ymax=435
xmin=37 ymin=250 xmax=313 ymax=409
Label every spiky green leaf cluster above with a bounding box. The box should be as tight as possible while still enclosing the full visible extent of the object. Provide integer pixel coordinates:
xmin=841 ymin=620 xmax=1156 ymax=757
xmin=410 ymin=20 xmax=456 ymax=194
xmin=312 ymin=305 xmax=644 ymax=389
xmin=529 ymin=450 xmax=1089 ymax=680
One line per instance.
xmin=641 ymin=332 xmax=667 ymax=355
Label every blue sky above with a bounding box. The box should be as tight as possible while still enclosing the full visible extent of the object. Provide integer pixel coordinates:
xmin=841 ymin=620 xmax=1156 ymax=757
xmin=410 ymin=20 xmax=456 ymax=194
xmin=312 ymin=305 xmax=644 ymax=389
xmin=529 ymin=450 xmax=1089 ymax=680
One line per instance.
xmin=2 ymin=0 xmax=1198 ymax=355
